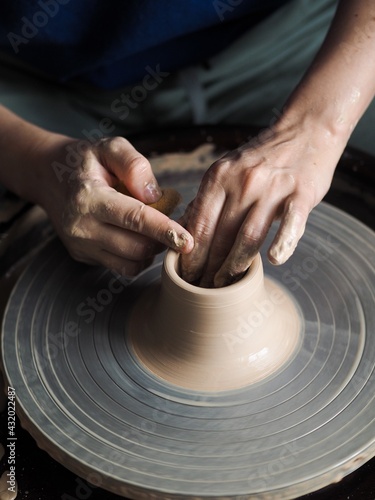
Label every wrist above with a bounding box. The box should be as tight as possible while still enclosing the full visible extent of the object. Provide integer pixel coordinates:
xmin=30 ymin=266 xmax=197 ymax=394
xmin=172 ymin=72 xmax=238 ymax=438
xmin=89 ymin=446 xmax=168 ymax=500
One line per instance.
xmin=0 ymin=106 xmax=74 ymax=205
xmin=274 ymin=93 xmax=350 ymax=157
xmin=17 ymin=132 xmax=74 ymax=206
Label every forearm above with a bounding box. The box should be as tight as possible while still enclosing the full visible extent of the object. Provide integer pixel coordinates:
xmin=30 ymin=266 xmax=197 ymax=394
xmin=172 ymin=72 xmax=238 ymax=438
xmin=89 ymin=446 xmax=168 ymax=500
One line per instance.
xmin=278 ymin=0 xmax=375 ymax=147
xmin=0 ymin=105 xmax=71 ymax=203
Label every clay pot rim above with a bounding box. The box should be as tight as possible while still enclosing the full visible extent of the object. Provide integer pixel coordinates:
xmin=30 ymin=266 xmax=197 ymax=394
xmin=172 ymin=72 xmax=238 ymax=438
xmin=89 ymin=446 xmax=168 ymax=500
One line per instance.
xmin=164 ymin=250 xmax=261 ymax=296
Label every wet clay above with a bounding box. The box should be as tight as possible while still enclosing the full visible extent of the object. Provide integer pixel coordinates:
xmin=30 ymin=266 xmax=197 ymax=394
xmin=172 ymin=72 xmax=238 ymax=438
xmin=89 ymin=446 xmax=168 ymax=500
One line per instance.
xmin=130 ymin=250 xmax=301 ymax=391
xmin=149 ymin=143 xmax=219 ymax=174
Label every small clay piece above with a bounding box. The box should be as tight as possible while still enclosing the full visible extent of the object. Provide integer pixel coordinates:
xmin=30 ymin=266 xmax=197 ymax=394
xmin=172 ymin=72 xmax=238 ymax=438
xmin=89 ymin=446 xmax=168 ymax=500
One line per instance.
xmin=147 ymin=188 xmax=182 ymax=216
xmin=115 ymin=182 xmax=181 ymax=216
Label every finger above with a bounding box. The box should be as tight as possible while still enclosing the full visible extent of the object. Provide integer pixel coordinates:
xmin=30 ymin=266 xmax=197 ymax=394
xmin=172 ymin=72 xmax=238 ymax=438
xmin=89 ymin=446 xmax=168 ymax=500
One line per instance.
xmin=198 ymin=201 xmax=248 ymax=288
xmin=99 ymin=225 xmax=165 ymax=260
xmin=179 ymin=180 xmax=226 ymax=283
xmin=97 ymin=249 xmax=151 ymax=277
xmin=67 ymin=244 xmax=150 ymax=277
xmin=267 ymin=198 xmax=307 ymax=265
xmin=100 ymin=250 xmax=154 ymax=277
xmin=90 ymin=222 xmax=159 ymax=262
xmin=213 ymin=204 xmax=275 ymax=288
xmin=97 ymin=137 xmax=162 ymax=204
xmin=93 ymin=188 xmax=194 ymax=253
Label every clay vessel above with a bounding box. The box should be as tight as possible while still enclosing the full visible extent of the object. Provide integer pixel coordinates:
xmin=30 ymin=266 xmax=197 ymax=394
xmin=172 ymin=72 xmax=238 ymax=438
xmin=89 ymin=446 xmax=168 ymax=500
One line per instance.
xmin=129 ymin=250 xmax=301 ymax=392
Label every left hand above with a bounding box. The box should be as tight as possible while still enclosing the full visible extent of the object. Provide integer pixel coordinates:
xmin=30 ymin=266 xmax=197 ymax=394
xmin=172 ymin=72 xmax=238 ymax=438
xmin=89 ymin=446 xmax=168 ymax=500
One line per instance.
xmin=35 ymin=136 xmax=193 ymax=276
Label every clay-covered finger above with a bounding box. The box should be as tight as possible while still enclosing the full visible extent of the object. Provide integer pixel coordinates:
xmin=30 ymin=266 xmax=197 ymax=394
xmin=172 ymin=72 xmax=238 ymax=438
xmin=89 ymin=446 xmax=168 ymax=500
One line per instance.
xmin=213 ymin=206 xmax=274 ymax=288
xmin=268 ymin=199 xmax=307 ymax=265
xmin=93 ymin=188 xmax=194 ymax=253
xmin=69 ymin=238 xmax=158 ymax=277
xmin=179 ymin=181 xmax=226 ymax=283
xmin=198 ymin=202 xmax=248 ymax=287
xmin=94 ymin=223 xmax=160 ymax=261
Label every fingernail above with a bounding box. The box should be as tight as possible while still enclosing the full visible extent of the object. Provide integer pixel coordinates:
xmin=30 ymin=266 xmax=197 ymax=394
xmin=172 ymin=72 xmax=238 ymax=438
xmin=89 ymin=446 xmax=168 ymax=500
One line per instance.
xmin=144 ymin=182 xmax=162 ymax=203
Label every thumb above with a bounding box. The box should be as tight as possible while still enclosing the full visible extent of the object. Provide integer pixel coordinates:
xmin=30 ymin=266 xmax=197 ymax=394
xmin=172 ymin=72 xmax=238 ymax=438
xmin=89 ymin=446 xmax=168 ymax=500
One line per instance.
xmin=99 ymin=137 xmax=162 ymax=204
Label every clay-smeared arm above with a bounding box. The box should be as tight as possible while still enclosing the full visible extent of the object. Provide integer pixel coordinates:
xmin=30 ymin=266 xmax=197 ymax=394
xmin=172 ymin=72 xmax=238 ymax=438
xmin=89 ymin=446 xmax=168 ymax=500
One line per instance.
xmin=180 ymin=0 xmax=375 ymax=287
xmin=0 ymin=105 xmax=193 ymax=275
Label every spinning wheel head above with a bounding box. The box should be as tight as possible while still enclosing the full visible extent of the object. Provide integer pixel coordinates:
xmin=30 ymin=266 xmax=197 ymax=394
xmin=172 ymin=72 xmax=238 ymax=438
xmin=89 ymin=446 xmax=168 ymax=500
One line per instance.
xmin=2 ymin=193 xmax=375 ymax=499
xmin=130 ymin=251 xmax=301 ymax=391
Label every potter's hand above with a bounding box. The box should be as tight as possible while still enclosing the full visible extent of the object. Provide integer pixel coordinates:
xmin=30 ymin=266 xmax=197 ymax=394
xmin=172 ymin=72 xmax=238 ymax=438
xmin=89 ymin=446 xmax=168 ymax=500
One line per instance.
xmin=180 ymin=0 xmax=375 ymax=288
xmin=180 ymin=122 xmax=344 ymax=288
xmin=40 ymin=136 xmax=193 ymax=275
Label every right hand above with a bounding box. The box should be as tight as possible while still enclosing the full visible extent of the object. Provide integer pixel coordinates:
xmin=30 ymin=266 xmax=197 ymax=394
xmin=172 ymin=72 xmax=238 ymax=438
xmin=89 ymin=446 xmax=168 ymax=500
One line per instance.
xmin=179 ymin=118 xmax=344 ymax=288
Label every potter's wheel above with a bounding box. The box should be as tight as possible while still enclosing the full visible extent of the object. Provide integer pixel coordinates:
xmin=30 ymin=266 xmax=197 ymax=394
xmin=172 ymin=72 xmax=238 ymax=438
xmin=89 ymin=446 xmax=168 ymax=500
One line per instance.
xmin=2 ymin=178 xmax=375 ymax=499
